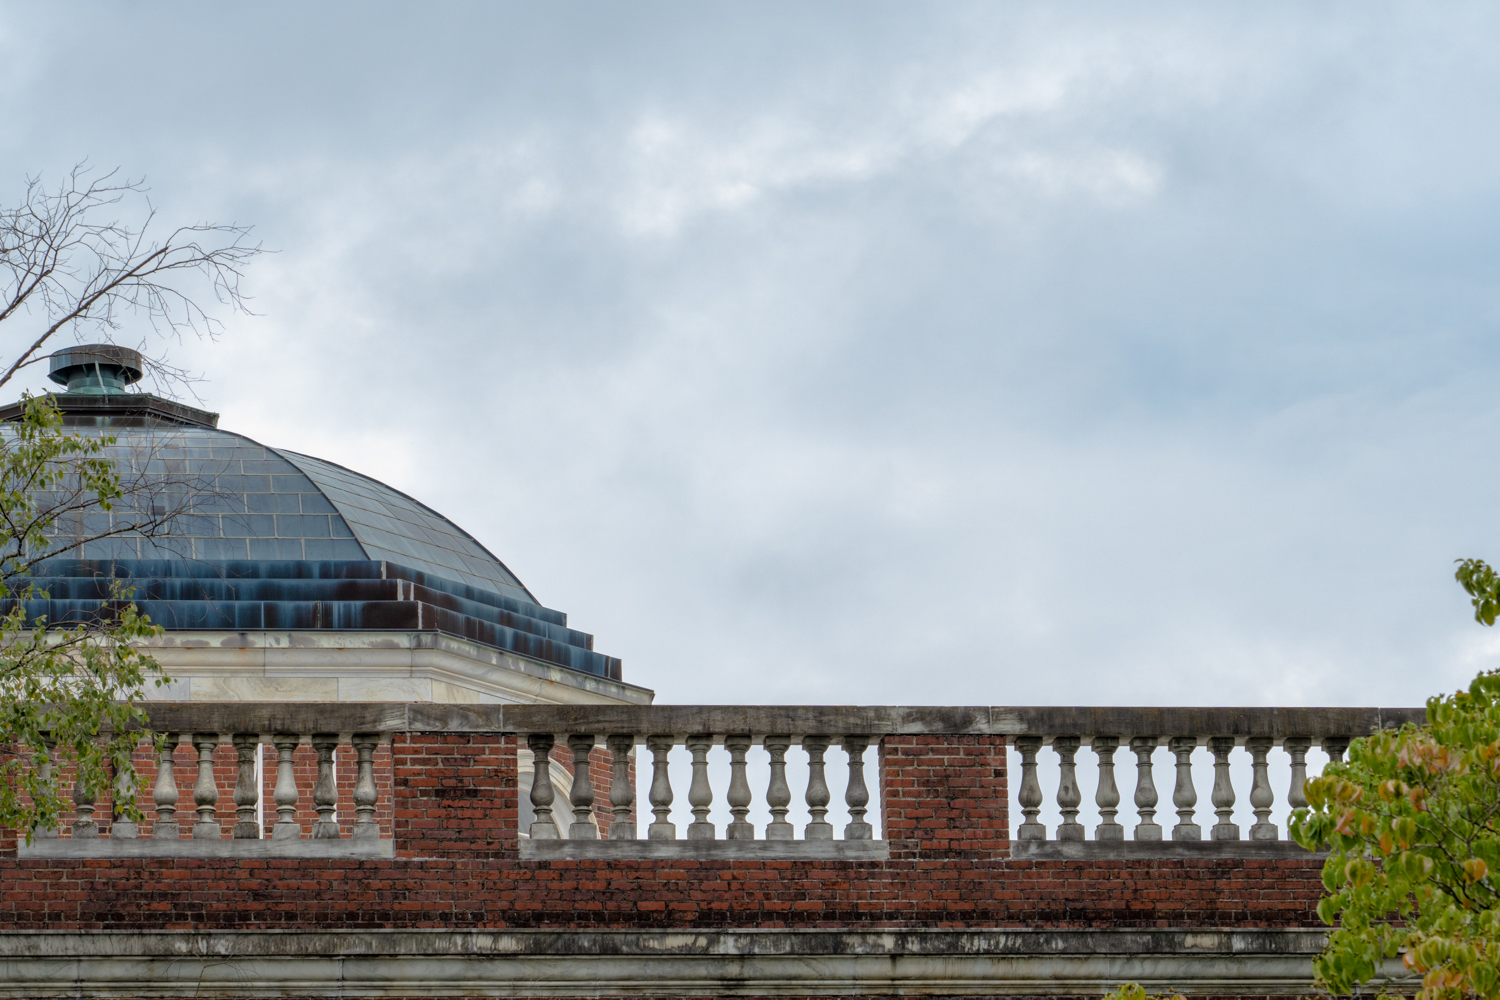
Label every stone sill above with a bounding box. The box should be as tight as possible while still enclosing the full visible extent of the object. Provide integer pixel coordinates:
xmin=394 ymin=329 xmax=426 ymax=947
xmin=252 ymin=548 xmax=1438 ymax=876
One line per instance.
xmin=1009 ymin=840 xmax=1323 ymax=860
xmin=16 ymin=838 xmax=395 ymax=859
xmin=520 ymin=839 xmax=890 ymax=861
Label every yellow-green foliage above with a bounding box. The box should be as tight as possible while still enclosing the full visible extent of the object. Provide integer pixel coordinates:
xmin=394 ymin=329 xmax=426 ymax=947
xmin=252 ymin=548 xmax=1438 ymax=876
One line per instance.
xmin=1100 ymin=985 xmax=1178 ymax=1000
xmin=0 ymin=393 xmax=166 ymax=840
xmin=1292 ymin=668 xmax=1500 ymax=1000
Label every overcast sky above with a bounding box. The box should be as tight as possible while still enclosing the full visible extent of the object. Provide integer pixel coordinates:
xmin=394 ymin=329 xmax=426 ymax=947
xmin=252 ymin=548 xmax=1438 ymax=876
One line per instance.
xmin=1 ymin=3 xmax=1497 ymax=708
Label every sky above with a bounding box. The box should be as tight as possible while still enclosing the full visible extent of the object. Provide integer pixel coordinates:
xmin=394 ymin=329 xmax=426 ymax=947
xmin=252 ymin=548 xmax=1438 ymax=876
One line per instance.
xmin=2 ymin=3 xmax=1498 ymax=710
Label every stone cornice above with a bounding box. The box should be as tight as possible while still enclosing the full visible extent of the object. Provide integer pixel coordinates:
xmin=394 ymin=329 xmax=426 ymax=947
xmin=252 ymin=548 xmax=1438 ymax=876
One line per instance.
xmin=0 ymin=928 xmax=1410 ymax=997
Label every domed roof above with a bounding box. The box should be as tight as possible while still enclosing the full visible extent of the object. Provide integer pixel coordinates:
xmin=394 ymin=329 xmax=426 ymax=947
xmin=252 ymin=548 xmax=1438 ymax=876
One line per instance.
xmin=56 ymin=421 xmax=537 ymax=604
xmin=0 ymin=347 xmax=620 ymax=681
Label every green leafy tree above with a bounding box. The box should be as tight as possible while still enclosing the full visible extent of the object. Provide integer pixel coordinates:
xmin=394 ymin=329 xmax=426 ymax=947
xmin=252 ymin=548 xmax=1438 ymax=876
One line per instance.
xmin=1458 ymin=559 xmax=1500 ymax=627
xmin=1288 ymin=558 xmax=1500 ymax=1000
xmin=0 ymin=165 xmax=261 ymax=840
xmin=0 ymin=393 xmax=167 ymax=838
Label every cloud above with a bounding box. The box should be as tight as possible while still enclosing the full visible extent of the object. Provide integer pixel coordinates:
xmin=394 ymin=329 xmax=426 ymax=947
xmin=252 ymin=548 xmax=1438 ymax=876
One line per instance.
xmin=2 ymin=3 xmax=1499 ymax=713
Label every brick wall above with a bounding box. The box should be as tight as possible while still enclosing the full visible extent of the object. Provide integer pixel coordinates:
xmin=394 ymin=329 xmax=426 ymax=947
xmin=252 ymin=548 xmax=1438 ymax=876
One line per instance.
xmin=0 ymin=732 xmax=1326 ymax=932
xmin=881 ymin=734 xmax=1007 ymax=854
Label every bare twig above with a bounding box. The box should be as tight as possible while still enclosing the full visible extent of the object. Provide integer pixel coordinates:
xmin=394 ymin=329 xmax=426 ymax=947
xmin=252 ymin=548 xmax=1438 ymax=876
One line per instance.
xmin=0 ymin=162 xmax=264 ymax=398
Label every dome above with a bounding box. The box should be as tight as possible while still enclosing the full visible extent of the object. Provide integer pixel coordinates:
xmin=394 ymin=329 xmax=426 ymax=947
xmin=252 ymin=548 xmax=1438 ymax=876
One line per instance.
xmin=0 ymin=348 xmax=622 ymax=682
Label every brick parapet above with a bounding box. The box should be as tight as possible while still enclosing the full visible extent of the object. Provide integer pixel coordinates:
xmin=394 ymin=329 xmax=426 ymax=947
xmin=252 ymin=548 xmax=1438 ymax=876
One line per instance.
xmin=0 ymin=731 xmax=1327 ymax=933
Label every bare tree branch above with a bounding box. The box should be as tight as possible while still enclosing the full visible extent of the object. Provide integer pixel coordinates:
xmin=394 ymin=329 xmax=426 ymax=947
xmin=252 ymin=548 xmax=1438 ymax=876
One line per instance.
xmin=0 ymin=162 xmax=264 ymax=397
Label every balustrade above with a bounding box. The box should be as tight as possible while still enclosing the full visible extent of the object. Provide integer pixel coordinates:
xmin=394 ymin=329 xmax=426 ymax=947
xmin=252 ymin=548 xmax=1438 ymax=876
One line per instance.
xmin=21 ymin=728 xmax=391 ymax=857
xmin=18 ymin=702 xmax=1422 ymax=860
xmin=519 ymin=731 xmax=883 ymax=856
xmin=1008 ymin=730 xmax=1379 ymax=855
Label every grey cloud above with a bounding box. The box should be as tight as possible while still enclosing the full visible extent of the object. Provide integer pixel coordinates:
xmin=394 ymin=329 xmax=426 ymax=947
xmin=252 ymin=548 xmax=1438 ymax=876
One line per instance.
xmin=1 ymin=2 xmax=1497 ymax=707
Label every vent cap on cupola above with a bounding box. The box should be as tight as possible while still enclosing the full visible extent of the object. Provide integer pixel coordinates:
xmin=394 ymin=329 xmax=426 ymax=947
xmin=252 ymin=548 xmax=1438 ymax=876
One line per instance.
xmin=47 ymin=344 xmax=145 ymax=394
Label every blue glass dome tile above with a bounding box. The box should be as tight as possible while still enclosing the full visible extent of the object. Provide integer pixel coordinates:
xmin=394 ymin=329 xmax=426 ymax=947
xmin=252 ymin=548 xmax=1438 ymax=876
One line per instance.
xmin=223 ymin=513 xmax=275 ymax=536
xmin=242 ymin=459 xmax=299 ymax=475
xmin=305 ymin=539 xmax=364 ymax=560
xmin=192 ymin=495 xmax=245 ymax=514
xmin=82 ymin=538 xmax=138 ymax=560
xmin=247 ymin=538 xmax=301 ymax=559
xmin=246 ymin=493 xmax=302 ymax=514
xmin=177 ymin=515 xmax=223 ymax=537
xmin=195 ymin=538 xmax=249 ymax=560
xmin=298 ymin=492 xmax=337 ymax=514
xmin=275 ymin=514 xmax=331 ymax=537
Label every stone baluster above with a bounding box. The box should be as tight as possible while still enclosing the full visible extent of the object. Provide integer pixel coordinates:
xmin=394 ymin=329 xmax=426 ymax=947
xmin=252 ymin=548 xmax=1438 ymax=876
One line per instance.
xmin=271 ymin=735 xmax=302 ymax=840
xmin=607 ymin=734 xmax=636 ymax=840
xmin=1168 ymin=735 xmax=1200 ymax=841
xmin=112 ymin=760 xmax=139 ymax=840
xmin=1092 ymin=736 xmax=1123 ymax=841
xmin=1247 ymin=736 xmax=1277 ymax=840
xmin=35 ymin=740 xmax=58 ymax=840
xmin=764 ymin=735 xmax=794 ymax=841
xmin=152 ymin=734 xmax=180 ymax=840
xmin=1322 ymin=736 xmax=1350 ymax=764
xmin=646 ymin=735 xmax=675 ymax=841
xmin=725 ymin=735 xmax=754 ymax=840
xmin=1015 ymin=736 xmax=1045 ymax=840
xmin=1284 ymin=737 xmax=1312 ymax=810
xmin=844 ymin=735 xmax=873 ymax=840
xmin=191 ymin=733 xmax=221 ymax=839
xmin=351 ymin=734 xmax=380 ymax=840
xmin=72 ymin=768 xmax=98 ymax=840
xmin=567 ymin=734 xmax=598 ymax=839
xmin=1053 ymin=736 xmax=1083 ymax=841
xmin=685 ymin=735 xmax=715 ymax=840
xmin=526 ymin=734 xmax=560 ymax=839
xmin=1130 ymin=736 xmax=1161 ymax=841
xmin=803 ymin=735 xmax=833 ymax=840
xmin=311 ymin=734 xmax=340 ymax=839
xmin=231 ymin=734 xmax=261 ymax=839
xmin=1209 ymin=737 xmax=1239 ymax=840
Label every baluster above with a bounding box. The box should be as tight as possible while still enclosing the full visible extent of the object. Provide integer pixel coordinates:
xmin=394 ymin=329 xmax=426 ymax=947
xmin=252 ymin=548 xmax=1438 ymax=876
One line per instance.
xmin=72 ymin=768 xmax=98 ymax=840
xmin=1054 ymin=736 xmax=1083 ymax=841
xmin=844 ymin=735 xmax=873 ymax=840
xmin=311 ymin=734 xmax=340 ymax=839
xmin=152 ymin=734 xmax=180 ymax=840
xmin=272 ymin=735 xmax=302 ymax=840
xmin=232 ymin=733 xmax=260 ymax=839
xmin=351 ymin=734 xmax=380 ymax=840
xmin=725 ymin=735 xmax=754 ymax=840
xmin=1015 ymin=736 xmax=1045 ymax=840
xmin=1322 ymin=736 xmax=1350 ymax=764
xmin=112 ymin=759 xmax=139 ymax=840
xmin=1247 ymin=736 xmax=1276 ymax=840
xmin=1284 ymin=737 xmax=1312 ymax=810
xmin=803 ymin=735 xmax=833 ymax=840
xmin=1130 ymin=736 xmax=1161 ymax=841
xmin=607 ymin=735 xmax=636 ymax=840
xmin=1092 ymin=736 xmax=1122 ymax=841
xmin=1168 ymin=735 xmax=1200 ymax=841
xmin=192 ymin=733 xmax=221 ymax=839
xmin=646 ymin=735 xmax=675 ymax=840
xmin=526 ymin=734 xmax=560 ymax=839
xmin=764 ymin=735 xmax=794 ymax=840
xmin=686 ymin=735 xmax=715 ymax=840
xmin=35 ymin=739 xmax=58 ymax=839
xmin=1209 ymin=737 xmax=1239 ymax=840
xmin=567 ymin=734 xmax=598 ymax=839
